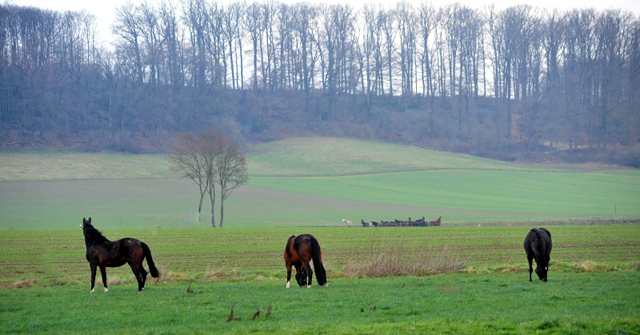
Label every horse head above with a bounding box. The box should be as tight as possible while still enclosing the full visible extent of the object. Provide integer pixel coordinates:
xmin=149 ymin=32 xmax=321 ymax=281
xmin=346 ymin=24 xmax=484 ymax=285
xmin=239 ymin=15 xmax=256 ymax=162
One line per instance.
xmin=82 ymin=218 xmax=109 ymax=246
xmin=82 ymin=217 xmax=93 ymax=235
xmin=295 ymin=267 xmax=307 ymax=286
xmin=535 ymin=259 xmax=549 ymax=282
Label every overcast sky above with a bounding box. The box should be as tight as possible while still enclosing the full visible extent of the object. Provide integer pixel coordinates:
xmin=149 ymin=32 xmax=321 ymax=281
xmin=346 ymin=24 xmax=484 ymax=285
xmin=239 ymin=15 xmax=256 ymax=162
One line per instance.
xmin=10 ymin=0 xmax=640 ymax=46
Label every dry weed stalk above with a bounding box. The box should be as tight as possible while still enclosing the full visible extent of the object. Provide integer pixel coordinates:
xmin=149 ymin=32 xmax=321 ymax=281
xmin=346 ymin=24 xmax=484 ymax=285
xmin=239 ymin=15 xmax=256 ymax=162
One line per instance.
xmin=252 ymin=308 xmax=260 ymax=320
xmin=226 ymin=306 xmax=235 ymax=322
xmin=344 ymin=239 xmax=466 ymax=278
xmin=186 ymin=282 xmax=196 ymax=294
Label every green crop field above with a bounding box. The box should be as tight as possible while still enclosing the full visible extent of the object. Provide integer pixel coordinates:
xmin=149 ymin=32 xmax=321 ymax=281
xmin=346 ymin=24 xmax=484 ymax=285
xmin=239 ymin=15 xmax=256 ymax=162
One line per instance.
xmin=1 ymin=137 xmax=639 ymax=229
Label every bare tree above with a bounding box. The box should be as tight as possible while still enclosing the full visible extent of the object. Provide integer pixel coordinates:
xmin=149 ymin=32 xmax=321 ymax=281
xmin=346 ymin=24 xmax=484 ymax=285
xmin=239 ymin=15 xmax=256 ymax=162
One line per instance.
xmin=215 ymin=134 xmax=249 ymax=227
xmin=166 ymin=129 xmax=247 ymax=227
xmin=166 ymin=132 xmax=208 ymax=222
xmin=113 ymin=2 xmax=144 ymax=86
xmin=199 ymin=129 xmax=222 ymax=228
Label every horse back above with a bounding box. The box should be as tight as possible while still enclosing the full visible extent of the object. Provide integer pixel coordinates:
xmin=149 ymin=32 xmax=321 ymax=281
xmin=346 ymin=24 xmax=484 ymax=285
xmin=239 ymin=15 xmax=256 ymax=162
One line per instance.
xmin=292 ymin=234 xmax=321 ymax=262
xmin=524 ymin=228 xmax=552 ymax=257
xmin=86 ymin=238 xmax=143 ymax=267
xmin=284 ymin=235 xmax=299 ymax=264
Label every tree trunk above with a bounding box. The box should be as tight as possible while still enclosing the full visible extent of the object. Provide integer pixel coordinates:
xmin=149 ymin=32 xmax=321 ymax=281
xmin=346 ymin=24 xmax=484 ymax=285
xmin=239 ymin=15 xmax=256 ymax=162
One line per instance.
xmin=198 ymin=191 xmax=205 ymax=222
xmin=219 ymin=199 xmax=225 ymax=228
xmin=209 ymin=188 xmax=216 ymax=228
xmin=210 ymin=202 xmax=216 ymax=228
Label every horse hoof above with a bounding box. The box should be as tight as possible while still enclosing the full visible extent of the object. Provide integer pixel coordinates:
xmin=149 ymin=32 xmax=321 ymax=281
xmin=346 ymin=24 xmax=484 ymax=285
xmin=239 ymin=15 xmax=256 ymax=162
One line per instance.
xmin=90 ymin=289 xmax=94 ymax=294
xmin=307 ymin=285 xmax=312 ymax=288
xmin=104 ymin=288 xmax=109 ymax=292
xmin=324 ymin=283 xmax=328 ymax=287
xmin=286 ymin=282 xmax=290 ymax=288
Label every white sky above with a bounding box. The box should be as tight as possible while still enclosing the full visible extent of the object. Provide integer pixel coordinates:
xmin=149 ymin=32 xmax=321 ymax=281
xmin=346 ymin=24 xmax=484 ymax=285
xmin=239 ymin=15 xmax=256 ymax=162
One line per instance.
xmin=11 ymin=0 xmax=640 ymax=46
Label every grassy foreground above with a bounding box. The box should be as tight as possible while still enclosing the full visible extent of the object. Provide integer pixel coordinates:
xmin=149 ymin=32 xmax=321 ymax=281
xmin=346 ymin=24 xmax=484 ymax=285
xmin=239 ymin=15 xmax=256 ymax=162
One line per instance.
xmin=1 ymin=273 xmax=639 ymax=334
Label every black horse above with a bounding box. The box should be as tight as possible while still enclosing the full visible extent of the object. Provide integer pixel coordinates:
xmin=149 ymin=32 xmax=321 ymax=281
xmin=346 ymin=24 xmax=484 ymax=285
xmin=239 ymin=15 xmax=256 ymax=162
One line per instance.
xmin=524 ymin=228 xmax=552 ymax=282
xmin=284 ymin=234 xmax=327 ymax=288
xmin=82 ymin=218 xmax=159 ymax=292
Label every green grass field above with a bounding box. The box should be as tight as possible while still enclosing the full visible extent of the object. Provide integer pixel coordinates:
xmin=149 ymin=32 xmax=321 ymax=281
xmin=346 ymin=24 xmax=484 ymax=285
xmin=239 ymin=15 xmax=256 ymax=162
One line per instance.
xmin=0 ymin=226 xmax=639 ymax=334
xmin=1 ymin=137 xmax=639 ymax=333
xmin=1 ymin=273 xmax=639 ymax=334
xmin=0 ymin=137 xmax=638 ymax=229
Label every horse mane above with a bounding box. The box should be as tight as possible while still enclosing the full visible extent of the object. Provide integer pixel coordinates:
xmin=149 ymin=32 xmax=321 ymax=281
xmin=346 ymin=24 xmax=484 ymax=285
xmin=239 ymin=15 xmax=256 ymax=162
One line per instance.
xmin=84 ymin=224 xmax=110 ymax=246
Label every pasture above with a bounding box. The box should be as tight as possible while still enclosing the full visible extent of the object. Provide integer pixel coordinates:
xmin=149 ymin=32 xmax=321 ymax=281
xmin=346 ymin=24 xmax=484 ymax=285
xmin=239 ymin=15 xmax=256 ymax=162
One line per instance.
xmin=0 ymin=226 xmax=639 ymax=334
xmin=1 ymin=225 xmax=638 ymax=285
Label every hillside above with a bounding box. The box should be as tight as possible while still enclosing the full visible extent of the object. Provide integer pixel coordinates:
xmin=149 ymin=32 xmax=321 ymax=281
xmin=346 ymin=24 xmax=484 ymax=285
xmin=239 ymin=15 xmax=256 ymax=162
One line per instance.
xmin=247 ymin=137 xmax=550 ymax=177
xmin=0 ymin=136 xmax=631 ymax=182
xmin=1 ymin=137 xmax=637 ymax=229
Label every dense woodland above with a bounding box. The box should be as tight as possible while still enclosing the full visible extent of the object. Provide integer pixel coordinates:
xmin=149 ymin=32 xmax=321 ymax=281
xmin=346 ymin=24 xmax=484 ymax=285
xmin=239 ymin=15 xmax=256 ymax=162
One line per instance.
xmin=1 ymin=1 xmax=639 ymax=166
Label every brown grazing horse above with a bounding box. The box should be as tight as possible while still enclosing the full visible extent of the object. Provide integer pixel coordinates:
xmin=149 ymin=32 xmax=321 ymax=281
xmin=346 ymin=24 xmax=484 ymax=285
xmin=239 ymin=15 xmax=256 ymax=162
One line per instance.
xmin=82 ymin=218 xmax=159 ymax=292
xmin=524 ymin=228 xmax=552 ymax=282
xmin=284 ymin=234 xmax=327 ymax=288
xmin=428 ymin=216 xmax=442 ymax=226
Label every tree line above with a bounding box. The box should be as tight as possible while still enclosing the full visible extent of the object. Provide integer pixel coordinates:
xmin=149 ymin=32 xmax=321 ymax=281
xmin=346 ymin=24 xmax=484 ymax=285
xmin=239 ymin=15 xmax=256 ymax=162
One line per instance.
xmin=1 ymin=2 xmax=639 ymax=165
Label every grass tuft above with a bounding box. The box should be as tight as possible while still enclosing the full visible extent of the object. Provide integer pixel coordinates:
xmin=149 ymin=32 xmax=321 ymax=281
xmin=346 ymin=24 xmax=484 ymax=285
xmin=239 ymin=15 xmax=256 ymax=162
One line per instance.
xmin=343 ymin=240 xmax=466 ymax=278
xmin=6 ymin=278 xmax=37 ymax=289
xmin=575 ymin=261 xmax=616 ymax=273
xmin=159 ymin=272 xmax=190 ymax=283
xmin=496 ymin=264 xmax=526 ymax=274
xmin=203 ymin=267 xmax=242 ymax=281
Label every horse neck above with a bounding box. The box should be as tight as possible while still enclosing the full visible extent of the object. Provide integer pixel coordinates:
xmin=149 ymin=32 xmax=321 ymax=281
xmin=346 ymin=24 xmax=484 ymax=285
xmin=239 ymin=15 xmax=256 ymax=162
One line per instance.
xmin=84 ymin=229 xmax=110 ymax=247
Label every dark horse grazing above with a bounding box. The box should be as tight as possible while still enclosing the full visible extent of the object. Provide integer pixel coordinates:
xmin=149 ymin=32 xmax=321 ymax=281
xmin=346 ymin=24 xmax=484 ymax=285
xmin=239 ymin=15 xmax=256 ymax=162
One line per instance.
xmin=82 ymin=218 xmax=159 ymax=292
xmin=284 ymin=234 xmax=327 ymax=288
xmin=524 ymin=228 xmax=552 ymax=282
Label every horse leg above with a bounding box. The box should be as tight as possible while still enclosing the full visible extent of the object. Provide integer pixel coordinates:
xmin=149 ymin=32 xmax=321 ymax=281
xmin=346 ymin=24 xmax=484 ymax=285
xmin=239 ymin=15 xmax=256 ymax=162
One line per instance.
xmin=285 ymin=263 xmax=293 ymax=288
xmin=302 ymin=262 xmax=313 ymax=288
xmin=129 ymin=263 xmax=143 ymax=291
xmin=527 ymin=254 xmax=534 ymax=282
xmin=90 ymin=263 xmax=97 ymax=293
xmin=99 ymin=265 xmax=108 ymax=292
xmin=139 ymin=265 xmax=148 ymax=290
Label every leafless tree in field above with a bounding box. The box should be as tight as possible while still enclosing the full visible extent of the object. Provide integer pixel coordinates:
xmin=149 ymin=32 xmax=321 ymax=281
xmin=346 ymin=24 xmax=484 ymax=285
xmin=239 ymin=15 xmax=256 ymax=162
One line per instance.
xmin=166 ymin=131 xmax=208 ymax=222
xmin=167 ymin=129 xmax=248 ymax=227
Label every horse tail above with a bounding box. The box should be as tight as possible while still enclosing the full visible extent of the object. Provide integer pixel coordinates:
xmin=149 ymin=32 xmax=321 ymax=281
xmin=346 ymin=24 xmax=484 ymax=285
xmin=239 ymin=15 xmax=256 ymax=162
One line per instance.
xmin=141 ymin=242 xmax=159 ymax=278
xmin=310 ymin=237 xmax=327 ymax=286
